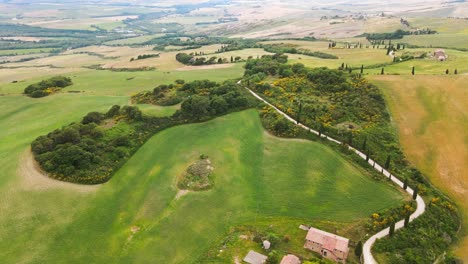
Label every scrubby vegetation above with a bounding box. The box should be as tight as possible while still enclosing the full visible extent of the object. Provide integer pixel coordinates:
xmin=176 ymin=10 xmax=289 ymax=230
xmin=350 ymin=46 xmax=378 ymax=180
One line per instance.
xmin=175 ymin=52 xmax=230 ymax=65
xmin=31 ymin=105 xmax=153 ymax=184
xmin=262 ymin=43 xmax=338 ymax=59
xmin=24 ymin=76 xmax=73 ymax=98
xmin=374 ymin=198 xmax=459 ymax=263
xmin=130 ymin=53 xmax=160 ymax=61
xmin=243 ymin=54 xmax=461 ymax=264
xmin=32 ymin=80 xmax=255 ymax=184
xmin=177 ymin=155 xmax=214 ymax=191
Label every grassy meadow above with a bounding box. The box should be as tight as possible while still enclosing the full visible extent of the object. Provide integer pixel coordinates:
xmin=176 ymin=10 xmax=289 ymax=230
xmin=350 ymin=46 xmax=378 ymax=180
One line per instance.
xmin=372 ymin=75 xmax=468 ymax=259
xmin=0 ymin=94 xmax=405 ymax=263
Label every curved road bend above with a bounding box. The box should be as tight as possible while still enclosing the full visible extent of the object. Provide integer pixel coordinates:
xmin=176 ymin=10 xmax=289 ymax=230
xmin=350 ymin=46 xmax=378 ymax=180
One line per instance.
xmin=242 ymin=84 xmax=426 ymax=264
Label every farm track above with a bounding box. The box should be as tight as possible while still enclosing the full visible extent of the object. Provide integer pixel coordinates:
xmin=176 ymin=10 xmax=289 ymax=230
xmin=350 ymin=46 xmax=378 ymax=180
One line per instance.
xmin=241 ymin=83 xmax=426 ymax=264
xmin=18 ymin=149 xmax=100 ymax=193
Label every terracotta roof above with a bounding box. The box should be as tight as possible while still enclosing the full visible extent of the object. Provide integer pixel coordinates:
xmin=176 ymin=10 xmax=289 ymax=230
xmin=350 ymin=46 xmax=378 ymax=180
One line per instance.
xmin=280 ymin=254 xmax=301 ymax=264
xmin=305 ymin=227 xmax=349 ymax=253
xmin=243 ymin=250 xmax=268 ymax=264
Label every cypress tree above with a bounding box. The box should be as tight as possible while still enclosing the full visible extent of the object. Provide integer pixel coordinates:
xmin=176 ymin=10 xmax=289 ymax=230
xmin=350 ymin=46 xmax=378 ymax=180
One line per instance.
xmin=446 ymin=69 xmax=449 ymax=74
xmin=341 ymin=62 xmax=345 ymax=69
xmin=381 ymin=67 xmax=385 ymax=75
xmin=296 ymin=101 xmax=302 ymax=124
xmin=360 ymin=64 xmax=364 ymax=74
xmin=454 ymin=69 xmax=458 ymax=74
xmin=404 ymin=215 xmax=410 ymax=227
xmin=412 ymin=66 xmax=415 ymax=75
xmin=384 ymin=155 xmax=391 ymax=170
xmin=413 ymin=185 xmax=418 ymax=200
xmin=403 ymin=178 xmax=408 ymax=190
xmin=355 ymin=241 xmax=363 ymax=257
xmin=389 ymin=222 xmax=395 ymax=236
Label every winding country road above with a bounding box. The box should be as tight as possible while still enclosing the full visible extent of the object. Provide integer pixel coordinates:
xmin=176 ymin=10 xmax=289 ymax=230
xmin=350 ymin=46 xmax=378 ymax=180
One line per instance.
xmin=241 ymin=83 xmax=426 ymax=264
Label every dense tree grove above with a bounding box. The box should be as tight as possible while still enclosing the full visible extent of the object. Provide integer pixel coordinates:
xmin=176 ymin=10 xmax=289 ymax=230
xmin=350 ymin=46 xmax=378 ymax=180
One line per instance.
xmin=24 ymin=76 xmax=73 ymax=98
xmin=175 ymin=52 xmax=230 ymax=65
xmin=32 ymin=80 xmax=254 ymax=184
xmin=31 ymin=105 xmax=146 ymax=184
xmin=262 ymin=44 xmax=338 ymax=59
xmin=130 ymin=53 xmax=160 ymax=61
xmin=361 ymin=29 xmax=436 ymax=41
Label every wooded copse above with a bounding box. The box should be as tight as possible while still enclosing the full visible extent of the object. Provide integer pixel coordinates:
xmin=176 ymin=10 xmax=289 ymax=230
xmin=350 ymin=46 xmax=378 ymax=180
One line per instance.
xmin=24 ymin=76 xmax=73 ymax=98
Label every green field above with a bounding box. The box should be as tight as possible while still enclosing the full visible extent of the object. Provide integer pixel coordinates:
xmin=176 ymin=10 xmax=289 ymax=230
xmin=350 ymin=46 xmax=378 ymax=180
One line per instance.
xmin=0 ymin=64 xmax=245 ymax=96
xmin=104 ymin=34 xmax=166 ymax=46
xmin=0 ymin=95 xmax=405 ymax=263
xmin=0 ymin=48 xmax=55 ymax=55
xmin=402 ymin=34 xmax=468 ymax=49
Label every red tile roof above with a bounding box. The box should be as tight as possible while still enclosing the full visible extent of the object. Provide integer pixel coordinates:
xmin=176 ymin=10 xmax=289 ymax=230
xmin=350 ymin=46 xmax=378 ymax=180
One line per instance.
xmin=280 ymin=254 xmax=301 ymax=264
xmin=305 ymin=227 xmax=349 ymax=253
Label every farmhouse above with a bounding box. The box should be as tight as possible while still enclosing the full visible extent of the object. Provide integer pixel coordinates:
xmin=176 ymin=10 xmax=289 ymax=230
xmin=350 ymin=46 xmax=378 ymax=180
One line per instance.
xmin=304 ymin=227 xmax=349 ymax=263
xmin=243 ymin=250 xmax=268 ymax=264
xmin=280 ymin=254 xmax=301 ymax=264
xmin=433 ymin=49 xmax=448 ymax=61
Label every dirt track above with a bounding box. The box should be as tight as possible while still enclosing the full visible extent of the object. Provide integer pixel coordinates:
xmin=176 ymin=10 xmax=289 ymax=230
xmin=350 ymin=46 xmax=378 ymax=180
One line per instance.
xmin=18 ymin=149 xmax=100 ymax=193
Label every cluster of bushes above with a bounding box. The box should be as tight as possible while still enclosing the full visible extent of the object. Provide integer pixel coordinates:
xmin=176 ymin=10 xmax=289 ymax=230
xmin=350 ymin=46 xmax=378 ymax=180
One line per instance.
xmin=175 ymin=52 xmax=233 ymax=65
xmin=33 ymin=79 xmax=255 ymax=184
xmin=262 ymin=44 xmax=338 ymax=59
xmin=24 ymin=76 xmax=72 ymax=98
xmin=373 ymin=198 xmax=459 ymax=263
xmin=31 ymin=105 xmax=147 ymax=184
xmin=244 ymin=53 xmax=289 ymax=76
xmin=175 ymin=80 xmax=254 ymax=121
xmin=130 ymin=53 xmax=160 ymax=61
xmin=131 ymin=80 xmax=185 ymax=106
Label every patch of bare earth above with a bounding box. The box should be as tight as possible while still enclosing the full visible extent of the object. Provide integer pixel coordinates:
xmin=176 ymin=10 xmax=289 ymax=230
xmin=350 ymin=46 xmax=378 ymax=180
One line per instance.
xmin=18 ymin=149 xmax=100 ymax=193
xmin=175 ymin=189 xmax=190 ymax=200
xmin=127 ymin=226 xmax=141 ymax=241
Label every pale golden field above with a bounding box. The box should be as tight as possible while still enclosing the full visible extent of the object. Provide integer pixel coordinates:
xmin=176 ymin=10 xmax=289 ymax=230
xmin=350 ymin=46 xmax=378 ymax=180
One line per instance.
xmin=372 ymin=75 xmax=468 ymax=260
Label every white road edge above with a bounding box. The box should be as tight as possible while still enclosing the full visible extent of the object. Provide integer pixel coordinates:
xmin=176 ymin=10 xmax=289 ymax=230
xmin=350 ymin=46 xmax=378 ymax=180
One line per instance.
xmin=239 ymin=81 xmax=426 ymax=264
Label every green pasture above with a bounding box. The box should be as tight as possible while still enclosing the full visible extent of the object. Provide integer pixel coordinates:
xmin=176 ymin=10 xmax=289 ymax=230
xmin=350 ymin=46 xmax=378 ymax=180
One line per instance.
xmin=0 ymin=63 xmax=245 ymax=96
xmin=0 ymin=48 xmax=55 ymax=56
xmin=401 ymin=34 xmax=468 ymax=49
xmin=0 ymin=100 xmax=405 ymax=263
xmin=104 ymin=34 xmax=166 ymax=46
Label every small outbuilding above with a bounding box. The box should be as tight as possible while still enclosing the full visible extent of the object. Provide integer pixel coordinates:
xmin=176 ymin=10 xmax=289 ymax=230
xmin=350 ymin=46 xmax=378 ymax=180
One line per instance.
xmin=433 ymin=49 xmax=448 ymax=61
xmin=243 ymin=250 xmax=268 ymax=264
xmin=280 ymin=254 xmax=301 ymax=264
